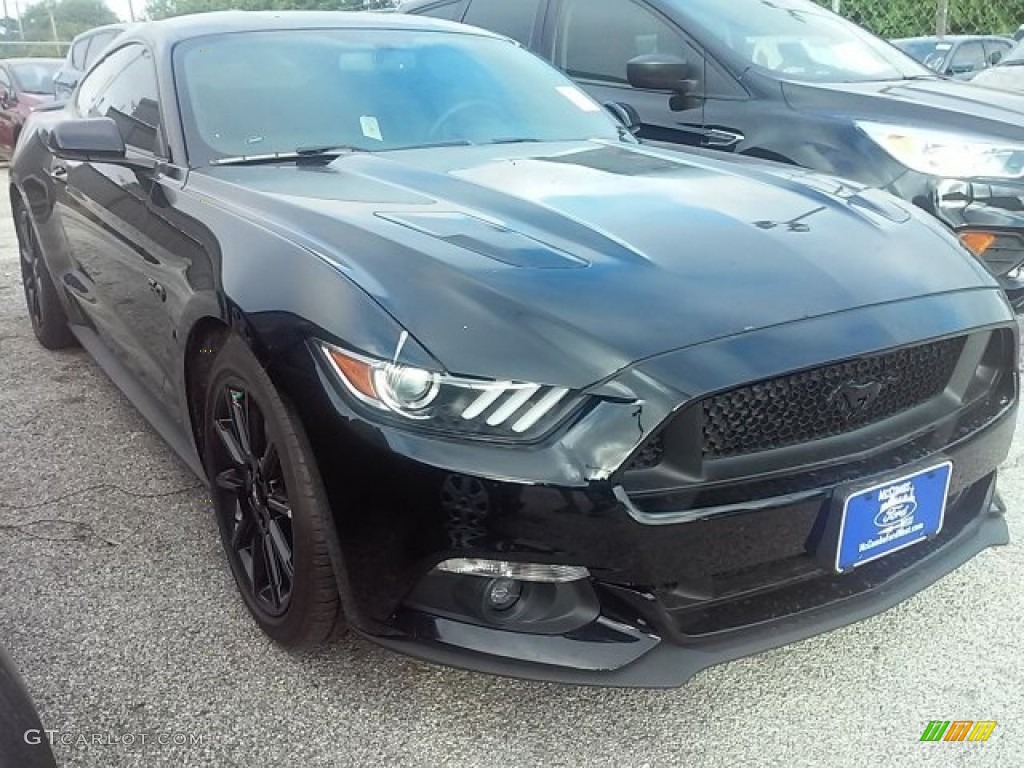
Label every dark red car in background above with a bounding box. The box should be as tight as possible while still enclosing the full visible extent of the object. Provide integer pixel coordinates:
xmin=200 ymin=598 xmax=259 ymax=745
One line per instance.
xmin=0 ymin=58 xmax=61 ymax=159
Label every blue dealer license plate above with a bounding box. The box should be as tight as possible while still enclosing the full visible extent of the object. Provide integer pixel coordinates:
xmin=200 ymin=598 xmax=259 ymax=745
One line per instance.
xmin=835 ymin=462 xmax=953 ymax=572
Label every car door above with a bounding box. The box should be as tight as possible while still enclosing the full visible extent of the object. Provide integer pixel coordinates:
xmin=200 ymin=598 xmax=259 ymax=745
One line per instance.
xmin=55 ymin=42 xmax=170 ymax=398
xmin=983 ymin=38 xmax=1013 ymax=68
xmin=543 ymin=0 xmax=721 ymax=148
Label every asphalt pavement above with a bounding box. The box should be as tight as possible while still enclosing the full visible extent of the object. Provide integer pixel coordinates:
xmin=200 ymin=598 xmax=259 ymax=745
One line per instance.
xmin=0 ymin=170 xmax=1022 ymax=767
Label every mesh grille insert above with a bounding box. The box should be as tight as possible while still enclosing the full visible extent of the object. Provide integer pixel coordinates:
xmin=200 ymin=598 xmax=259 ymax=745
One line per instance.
xmin=701 ymin=337 xmax=966 ymax=459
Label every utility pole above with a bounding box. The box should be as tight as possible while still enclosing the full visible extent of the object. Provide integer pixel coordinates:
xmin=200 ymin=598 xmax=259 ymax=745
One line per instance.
xmin=127 ymin=0 xmax=136 ymax=22
xmin=936 ymin=0 xmax=949 ymax=36
xmin=47 ymin=0 xmax=60 ymax=55
xmin=11 ymin=0 xmax=23 ymax=40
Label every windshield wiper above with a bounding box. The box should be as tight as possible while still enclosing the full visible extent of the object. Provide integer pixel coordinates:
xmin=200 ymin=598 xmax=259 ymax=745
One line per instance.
xmin=484 ymin=137 xmax=543 ymax=145
xmin=210 ymin=145 xmax=363 ymax=167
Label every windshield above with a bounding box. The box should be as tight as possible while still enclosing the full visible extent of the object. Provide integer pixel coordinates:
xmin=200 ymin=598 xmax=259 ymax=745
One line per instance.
xmin=175 ymin=29 xmax=621 ymax=164
xmin=10 ymin=61 xmax=60 ymax=94
xmin=674 ymin=0 xmax=934 ymax=83
xmin=894 ymin=39 xmax=951 ymax=69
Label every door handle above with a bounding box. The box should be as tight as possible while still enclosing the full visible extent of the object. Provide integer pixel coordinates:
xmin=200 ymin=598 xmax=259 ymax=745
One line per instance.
xmin=704 ymin=129 xmax=745 ymax=149
xmin=48 ymin=164 xmax=68 ymax=182
xmin=147 ymin=278 xmax=167 ymax=302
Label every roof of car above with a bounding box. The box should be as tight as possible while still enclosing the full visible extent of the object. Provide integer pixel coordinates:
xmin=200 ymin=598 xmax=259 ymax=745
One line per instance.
xmin=131 ymin=10 xmax=487 ymax=45
xmin=71 ymin=22 xmax=130 ymax=41
xmin=894 ymin=34 xmax=1010 ymax=44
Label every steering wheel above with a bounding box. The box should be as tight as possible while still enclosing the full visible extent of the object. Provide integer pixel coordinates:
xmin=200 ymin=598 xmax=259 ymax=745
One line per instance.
xmin=428 ymin=100 xmax=508 ymax=142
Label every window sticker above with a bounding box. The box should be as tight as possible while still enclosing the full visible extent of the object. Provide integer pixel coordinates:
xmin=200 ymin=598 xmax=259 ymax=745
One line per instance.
xmin=360 ymin=115 xmax=383 ymax=141
xmin=556 ymin=86 xmax=601 ymax=112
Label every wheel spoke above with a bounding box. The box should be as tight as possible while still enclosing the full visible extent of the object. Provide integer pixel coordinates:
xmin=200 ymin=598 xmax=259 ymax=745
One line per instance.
xmin=266 ymin=493 xmax=291 ymax=519
xmin=260 ymin=530 xmax=284 ymax=609
xmin=260 ymin=442 xmax=279 ymax=477
xmin=231 ymin=511 xmax=255 ymax=552
xmin=267 ymin=519 xmax=294 ymax=581
xmin=214 ymin=419 xmax=247 ymax=467
xmin=237 ymin=542 xmax=255 ymax=585
xmin=227 ymin=388 xmax=255 ymax=462
xmin=215 ymin=467 xmax=245 ymax=494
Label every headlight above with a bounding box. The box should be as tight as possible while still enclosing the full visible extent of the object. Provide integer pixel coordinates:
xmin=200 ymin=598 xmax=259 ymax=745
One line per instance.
xmin=857 ymin=121 xmax=1024 ymax=180
xmin=319 ymin=341 xmax=579 ymax=439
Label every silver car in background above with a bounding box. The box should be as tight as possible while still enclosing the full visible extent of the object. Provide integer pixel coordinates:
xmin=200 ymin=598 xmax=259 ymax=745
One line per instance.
xmin=52 ymin=23 xmax=128 ymax=100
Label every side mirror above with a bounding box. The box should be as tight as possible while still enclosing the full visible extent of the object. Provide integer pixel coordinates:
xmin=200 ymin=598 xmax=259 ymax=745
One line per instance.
xmin=627 ymin=54 xmax=695 ymax=93
xmin=989 ymin=51 xmax=1003 ymax=66
xmin=0 ymin=87 xmax=15 ymax=108
xmin=603 ymin=101 xmax=641 ymax=134
xmin=627 ymin=54 xmax=699 ymax=112
xmin=47 ymin=117 xmax=126 ymax=162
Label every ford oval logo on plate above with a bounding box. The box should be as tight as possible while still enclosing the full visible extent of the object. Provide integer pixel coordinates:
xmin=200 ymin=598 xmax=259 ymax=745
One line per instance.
xmin=835 ymin=462 xmax=953 ymax=572
xmin=873 ymin=485 xmax=918 ymax=531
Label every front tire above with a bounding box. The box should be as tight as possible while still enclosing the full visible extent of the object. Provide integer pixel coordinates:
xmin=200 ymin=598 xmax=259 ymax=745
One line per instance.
xmin=14 ymin=201 xmax=76 ymax=350
xmin=203 ymin=335 xmax=342 ymax=647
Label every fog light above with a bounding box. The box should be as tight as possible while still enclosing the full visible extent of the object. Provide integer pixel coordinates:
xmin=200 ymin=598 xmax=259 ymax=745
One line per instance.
xmin=434 ymin=558 xmax=589 ymax=583
xmin=485 ymin=578 xmax=523 ymax=611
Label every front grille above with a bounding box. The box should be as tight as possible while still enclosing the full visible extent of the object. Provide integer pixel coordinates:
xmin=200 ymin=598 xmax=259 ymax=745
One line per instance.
xmin=701 ymin=337 xmax=966 ymax=459
xmin=625 ymin=436 xmax=665 ymax=471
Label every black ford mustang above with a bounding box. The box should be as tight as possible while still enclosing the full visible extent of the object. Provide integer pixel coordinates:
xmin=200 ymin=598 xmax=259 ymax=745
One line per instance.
xmin=10 ymin=12 xmax=1020 ymax=687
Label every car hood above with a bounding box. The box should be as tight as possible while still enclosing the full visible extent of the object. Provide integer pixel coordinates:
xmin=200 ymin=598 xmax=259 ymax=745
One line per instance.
xmin=201 ymin=141 xmax=997 ymax=388
xmin=14 ymin=91 xmax=50 ymax=110
xmin=782 ymin=78 xmax=1024 ymax=139
xmin=971 ymin=65 xmax=1024 ymax=93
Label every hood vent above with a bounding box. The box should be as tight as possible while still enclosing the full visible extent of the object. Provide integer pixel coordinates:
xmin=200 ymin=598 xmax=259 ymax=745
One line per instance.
xmin=377 ymin=212 xmax=589 ymax=270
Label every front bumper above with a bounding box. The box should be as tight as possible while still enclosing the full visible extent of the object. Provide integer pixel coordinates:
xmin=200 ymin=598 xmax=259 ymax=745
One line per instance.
xmin=369 ymin=484 xmax=1008 ymax=688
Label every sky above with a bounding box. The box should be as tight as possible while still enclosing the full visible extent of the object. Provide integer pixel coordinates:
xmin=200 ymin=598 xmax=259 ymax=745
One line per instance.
xmin=106 ymin=0 xmax=138 ymax=22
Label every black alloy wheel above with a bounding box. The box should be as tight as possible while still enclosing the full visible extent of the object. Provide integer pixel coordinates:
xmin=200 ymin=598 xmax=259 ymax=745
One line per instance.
xmin=15 ymin=202 xmax=76 ymax=350
xmin=204 ymin=335 xmax=342 ymax=647
xmin=211 ymin=382 xmax=295 ymax=617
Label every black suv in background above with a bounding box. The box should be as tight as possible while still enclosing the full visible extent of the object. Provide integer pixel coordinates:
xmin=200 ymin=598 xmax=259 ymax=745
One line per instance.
xmin=401 ymin=0 xmax=1024 ymax=310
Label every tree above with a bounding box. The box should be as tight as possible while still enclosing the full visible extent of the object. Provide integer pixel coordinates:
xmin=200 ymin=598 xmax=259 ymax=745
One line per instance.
xmin=19 ymin=0 xmax=116 ymax=43
xmin=146 ymin=0 xmax=394 ymax=21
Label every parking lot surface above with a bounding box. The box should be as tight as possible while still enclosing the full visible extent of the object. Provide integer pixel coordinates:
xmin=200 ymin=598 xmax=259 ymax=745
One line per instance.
xmin=1 ymin=170 xmax=1022 ymax=767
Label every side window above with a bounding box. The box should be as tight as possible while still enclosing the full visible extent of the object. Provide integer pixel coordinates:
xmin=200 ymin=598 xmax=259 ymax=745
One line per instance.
xmin=463 ymin=0 xmax=541 ymax=45
xmin=407 ymin=0 xmax=466 ymax=21
xmin=70 ymin=37 xmax=90 ymax=70
xmin=554 ymin=0 xmax=697 ymax=85
xmin=74 ymin=44 xmax=138 ymax=115
xmin=984 ymin=40 xmax=1012 ymax=66
xmin=89 ymin=46 xmax=162 ymax=155
xmin=0 ymin=68 xmax=11 ymax=91
xmin=85 ymin=32 xmax=117 ymax=69
xmin=949 ymin=41 xmax=986 ymax=74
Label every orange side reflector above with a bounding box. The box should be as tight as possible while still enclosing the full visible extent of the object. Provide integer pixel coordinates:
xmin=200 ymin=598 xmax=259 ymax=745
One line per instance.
xmin=327 ymin=348 xmax=377 ymax=399
xmin=960 ymin=232 xmax=997 ymax=257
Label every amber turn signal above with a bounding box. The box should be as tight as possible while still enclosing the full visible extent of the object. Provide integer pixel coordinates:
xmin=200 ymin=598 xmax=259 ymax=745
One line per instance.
xmin=959 ymin=231 xmax=997 ymax=257
xmin=325 ymin=347 xmax=377 ymax=400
